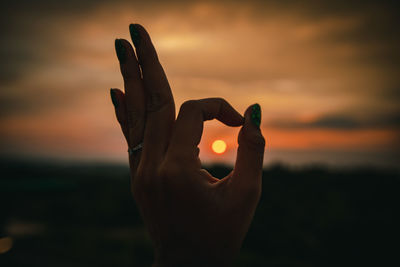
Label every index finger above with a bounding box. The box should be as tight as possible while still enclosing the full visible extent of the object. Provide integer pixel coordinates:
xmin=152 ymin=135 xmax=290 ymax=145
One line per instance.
xmin=167 ymin=98 xmax=244 ymax=162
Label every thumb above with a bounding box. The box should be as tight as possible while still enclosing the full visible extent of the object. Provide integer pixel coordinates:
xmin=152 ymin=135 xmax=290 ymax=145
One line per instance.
xmin=231 ymin=104 xmax=265 ymax=190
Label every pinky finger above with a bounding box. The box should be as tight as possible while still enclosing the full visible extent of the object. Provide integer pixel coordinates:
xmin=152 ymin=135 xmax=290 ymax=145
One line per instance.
xmin=110 ymin=88 xmax=129 ymax=143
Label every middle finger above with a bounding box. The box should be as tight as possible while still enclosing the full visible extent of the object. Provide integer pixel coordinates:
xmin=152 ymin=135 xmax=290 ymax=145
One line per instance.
xmin=129 ymin=24 xmax=176 ymax=168
xmin=115 ymin=38 xmax=146 ymax=174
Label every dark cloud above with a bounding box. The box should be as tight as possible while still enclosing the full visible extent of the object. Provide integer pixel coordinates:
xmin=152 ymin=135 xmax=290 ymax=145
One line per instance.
xmin=307 ymin=116 xmax=360 ymax=129
xmin=268 ymin=113 xmax=400 ymax=130
xmin=2 ymin=0 xmax=399 ymax=82
xmin=1 ymin=0 xmax=399 ymax=117
xmin=0 ymin=0 xmax=399 ymax=165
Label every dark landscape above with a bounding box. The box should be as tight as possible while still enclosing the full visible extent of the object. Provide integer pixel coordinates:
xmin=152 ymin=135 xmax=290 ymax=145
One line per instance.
xmin=0 ymin=159 xmax=399 ymax=266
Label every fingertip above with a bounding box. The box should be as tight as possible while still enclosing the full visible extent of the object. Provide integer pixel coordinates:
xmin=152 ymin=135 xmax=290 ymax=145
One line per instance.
xmin=244 ymin=103 xmax=262 ymax=128
xmin=110 ymin=88 xmax=119 ymax=108
xmin=225 ymin=110 xmax=244 ymax=127
xmin=239 ymin=104 xmax=265 ymax=152
xmin=119 ymin=39 xmax=135 ymax=55
xmin=251 ymin=103 xmax=261 ymax=128
xmin=129 ymin=23 xmax=150 ymax=48
xmin=214 ymin=98 xmax=244 ymax=127
xmin=129 ymin=24 xmax=140 ymax=47
xmin=114 ymin=39 xmax=126 ymax=63
xmin=111 ymin=88 xmax=124 ymax=96
xmin=110 ymin=88 xmax=128 ymax=127
xmin=115 ymin=38 xmax=135 ymax=65
xmin=130 ymin=23 xmax=146 ymax=34
xmin=110 ymin=88 xmax=125 ymax=108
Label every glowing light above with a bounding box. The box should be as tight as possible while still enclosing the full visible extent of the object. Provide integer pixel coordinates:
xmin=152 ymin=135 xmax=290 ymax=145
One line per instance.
xmin=0 ymin=237 xmax=13 ymax=254
xmin=157 ymin=34 xmax=204 ymax=51
xmin=212 ymin=140 xmax=227 ymax=154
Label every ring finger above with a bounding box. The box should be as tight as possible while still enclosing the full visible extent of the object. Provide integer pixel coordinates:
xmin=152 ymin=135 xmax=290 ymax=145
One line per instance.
xmin=115 ymin=38 xmax=146 ymax=177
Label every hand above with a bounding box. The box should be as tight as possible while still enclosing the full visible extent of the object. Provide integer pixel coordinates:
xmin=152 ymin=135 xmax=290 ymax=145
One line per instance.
xmin=110 ymin=24 xmax=265 ymax=266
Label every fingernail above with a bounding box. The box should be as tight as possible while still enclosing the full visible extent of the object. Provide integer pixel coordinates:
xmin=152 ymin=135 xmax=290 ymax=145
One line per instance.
xmin=115 ymin=39 xmax=126 ymax=63
xmin=251 ymin=104 xmax=261 ymax=127
xmin=129 ymin=24 xmax=140 ymax=47
xmin=110 ymin=89 xmax=119 ymax=108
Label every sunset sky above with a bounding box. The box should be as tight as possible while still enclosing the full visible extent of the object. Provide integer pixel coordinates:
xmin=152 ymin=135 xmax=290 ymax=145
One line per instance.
xmin=1 ymin=0 xmax=399 ymax=168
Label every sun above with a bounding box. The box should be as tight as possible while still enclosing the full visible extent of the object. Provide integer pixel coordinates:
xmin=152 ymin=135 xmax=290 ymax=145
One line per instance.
xmin=212 ymin=140 xmax=227 ymax=154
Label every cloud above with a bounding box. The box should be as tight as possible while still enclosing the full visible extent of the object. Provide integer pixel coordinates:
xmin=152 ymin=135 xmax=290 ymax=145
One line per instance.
xmin=267 ymin=113 xmax=400 ymax=130
xmin=0 ymin=0 xmax=399 ymax=165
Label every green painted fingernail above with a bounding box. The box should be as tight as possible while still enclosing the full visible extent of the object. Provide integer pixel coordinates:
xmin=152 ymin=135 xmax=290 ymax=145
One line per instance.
xmin=110 ymin=89 xmax=119 ymax=108
xmin=115 ymin=39 xmax=126 ymax=63
xmin=251 ymin=104 xmax=261 ymax=127
xmin=129 ymin=24 xmax=140 ymax=47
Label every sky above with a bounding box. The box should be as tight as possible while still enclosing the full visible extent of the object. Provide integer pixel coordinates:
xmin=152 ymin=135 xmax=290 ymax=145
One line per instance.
xmin=0 ymin=0 xmax=399 ymax=168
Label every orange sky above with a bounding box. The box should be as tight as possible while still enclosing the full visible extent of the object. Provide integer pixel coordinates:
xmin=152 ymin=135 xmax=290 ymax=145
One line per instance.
xmin=0 ymin=0 xmax=399 ymax=168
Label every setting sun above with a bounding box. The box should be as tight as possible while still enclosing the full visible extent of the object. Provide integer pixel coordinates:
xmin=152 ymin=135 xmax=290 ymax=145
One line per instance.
xmin=211 ymin=140 xmax=227 ymax=154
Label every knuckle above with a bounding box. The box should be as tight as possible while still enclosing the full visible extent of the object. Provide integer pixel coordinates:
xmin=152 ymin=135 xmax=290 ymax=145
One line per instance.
xmin=146 ymin=89 xmax=169 ymax=112
xmin=243 ymin=131 xmax=266 ymax=152
xmin=159 ymin=161 xmax=181 ymax=180
xmin=181 ymin=99 xmax=198 ymax=109
xmin=180 ymin=100 xmax=200 ymax=113
xmin=121 ymin=62 xmax=140 ymax=80
xmin=127 ymin=110 xmax=144 ymax=129
xmin=213 ymin=97 xmax=227 ymax=105
xmin=254 ymin=134 xmax=266 ymax=147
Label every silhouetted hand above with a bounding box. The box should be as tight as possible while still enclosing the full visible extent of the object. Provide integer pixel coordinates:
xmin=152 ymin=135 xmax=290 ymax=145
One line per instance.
xmin=110 ymin=24 xmax=265 ymax=266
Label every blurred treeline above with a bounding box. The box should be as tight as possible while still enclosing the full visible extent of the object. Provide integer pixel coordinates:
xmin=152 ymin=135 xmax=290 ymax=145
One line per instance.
xmin=0 ymin=159 xmax=399 ymax=266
